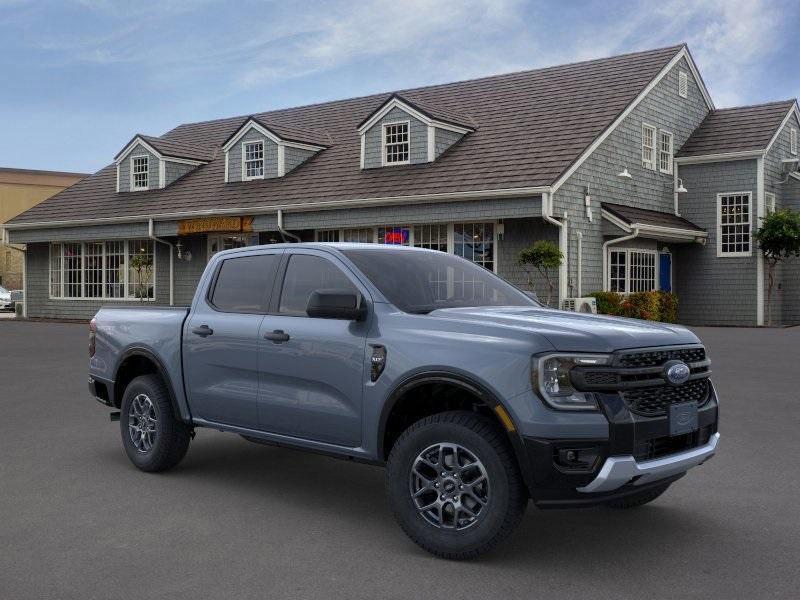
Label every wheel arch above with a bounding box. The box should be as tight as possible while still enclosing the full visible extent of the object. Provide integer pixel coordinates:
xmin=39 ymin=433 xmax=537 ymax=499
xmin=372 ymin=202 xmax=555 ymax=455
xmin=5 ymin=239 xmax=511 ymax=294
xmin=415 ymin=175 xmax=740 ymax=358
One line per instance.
xmin=113 ymin=347 xmax=190 ymax=423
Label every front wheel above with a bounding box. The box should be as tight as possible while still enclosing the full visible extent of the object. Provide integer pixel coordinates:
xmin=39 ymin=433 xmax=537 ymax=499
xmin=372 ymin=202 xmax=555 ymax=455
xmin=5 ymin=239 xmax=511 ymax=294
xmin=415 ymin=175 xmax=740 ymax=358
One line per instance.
xmin=120 ymin=374 xmax=191 ymax=472
xmin=386 ymin=411 xmax=528 ymax=560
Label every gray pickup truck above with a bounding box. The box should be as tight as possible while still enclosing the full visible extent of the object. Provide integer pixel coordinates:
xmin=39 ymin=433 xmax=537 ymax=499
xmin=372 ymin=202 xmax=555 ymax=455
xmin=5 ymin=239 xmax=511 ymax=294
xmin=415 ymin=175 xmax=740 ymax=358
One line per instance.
xmin=89 ymin=243 xmax=719 ymax=559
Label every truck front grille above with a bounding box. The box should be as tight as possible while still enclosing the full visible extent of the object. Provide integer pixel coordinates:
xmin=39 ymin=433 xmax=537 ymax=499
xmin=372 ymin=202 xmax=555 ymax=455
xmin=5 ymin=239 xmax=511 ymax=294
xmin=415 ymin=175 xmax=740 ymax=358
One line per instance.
xmin=633 ymin=425 xmax=714 ymax=461
xmin=617 ymin=347 xmax=706 ymax=368
xmin=621 ymin=378 xmax=710 ymax=416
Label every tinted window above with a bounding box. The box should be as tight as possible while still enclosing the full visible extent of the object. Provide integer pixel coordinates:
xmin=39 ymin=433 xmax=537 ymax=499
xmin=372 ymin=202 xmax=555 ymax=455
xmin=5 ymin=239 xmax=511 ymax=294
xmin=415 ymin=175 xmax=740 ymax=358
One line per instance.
xmin=279 ymin=254 xmax=358 ymax=316
xmin=210 ymin=254 xmax=279 ymax=313
xmin=341 ymin=248 xmax=536 ymax=313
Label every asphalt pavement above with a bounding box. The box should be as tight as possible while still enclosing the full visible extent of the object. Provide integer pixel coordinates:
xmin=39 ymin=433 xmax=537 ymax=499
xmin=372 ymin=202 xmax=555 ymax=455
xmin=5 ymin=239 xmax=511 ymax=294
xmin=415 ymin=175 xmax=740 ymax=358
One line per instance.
xmin=0 ymin=321 xmax=798 ymax=599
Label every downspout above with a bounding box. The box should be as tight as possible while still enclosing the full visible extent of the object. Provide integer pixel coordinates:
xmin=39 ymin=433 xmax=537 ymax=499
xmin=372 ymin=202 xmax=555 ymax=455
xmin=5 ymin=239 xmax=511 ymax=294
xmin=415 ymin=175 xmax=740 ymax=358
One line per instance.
xmin=673 ymin=161 xmax=681 ymax=216
xmin=576 ymin=231 xmax=583 ymax=298
xmin=148 ymin=219 xmax=174 ymax=306
xmin=541 ymin=192 xmax=567 ymax=306
xmin=602 ymin=228 xmax=639 ymax=291
xmin=277 ymin=209 xmax=301 ymax=243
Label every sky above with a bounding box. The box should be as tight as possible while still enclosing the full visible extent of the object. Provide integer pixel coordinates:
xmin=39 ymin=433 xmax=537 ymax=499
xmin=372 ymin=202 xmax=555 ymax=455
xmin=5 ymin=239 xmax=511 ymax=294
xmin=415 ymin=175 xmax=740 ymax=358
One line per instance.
xmin=1 ymin=0 xmax=798 ymax=173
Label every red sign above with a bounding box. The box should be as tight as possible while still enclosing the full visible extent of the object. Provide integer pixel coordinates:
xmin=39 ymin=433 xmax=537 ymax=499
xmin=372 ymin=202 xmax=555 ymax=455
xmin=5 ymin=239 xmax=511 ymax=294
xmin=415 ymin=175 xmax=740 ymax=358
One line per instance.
xmin=383 ymin=228 xmax=409 ymax=244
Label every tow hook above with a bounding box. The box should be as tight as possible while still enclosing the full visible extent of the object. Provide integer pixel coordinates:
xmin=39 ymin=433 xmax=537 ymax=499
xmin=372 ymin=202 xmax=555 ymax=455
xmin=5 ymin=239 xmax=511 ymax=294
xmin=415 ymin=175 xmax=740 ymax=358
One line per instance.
xmin=109 ymin=411 xmax=120 ymax=422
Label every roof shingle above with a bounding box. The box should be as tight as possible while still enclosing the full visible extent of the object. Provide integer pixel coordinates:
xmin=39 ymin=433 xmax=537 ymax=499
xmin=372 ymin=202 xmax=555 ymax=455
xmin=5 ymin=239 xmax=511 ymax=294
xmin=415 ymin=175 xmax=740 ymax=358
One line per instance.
xmin=11 ymin=45 xmax=686 ymax=225
xmin=603 ymin=202 xmax=705 ymax=232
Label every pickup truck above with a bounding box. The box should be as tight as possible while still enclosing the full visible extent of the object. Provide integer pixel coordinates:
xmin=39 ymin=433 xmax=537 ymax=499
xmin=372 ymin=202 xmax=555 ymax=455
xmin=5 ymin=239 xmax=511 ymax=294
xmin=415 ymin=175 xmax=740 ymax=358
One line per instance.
xmin=89 ymin=242 xmax=719 ymax=559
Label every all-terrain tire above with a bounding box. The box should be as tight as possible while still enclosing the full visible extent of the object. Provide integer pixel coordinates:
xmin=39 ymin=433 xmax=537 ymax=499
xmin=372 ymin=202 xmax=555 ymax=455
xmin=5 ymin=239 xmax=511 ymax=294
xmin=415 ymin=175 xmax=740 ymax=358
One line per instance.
xmin=120 ymin=374 xmax=191 ymax=472
xmin=386 ymin=411 xmax=528 ymax=560
xmin=605 ymin=482 xmax=671 ymax=509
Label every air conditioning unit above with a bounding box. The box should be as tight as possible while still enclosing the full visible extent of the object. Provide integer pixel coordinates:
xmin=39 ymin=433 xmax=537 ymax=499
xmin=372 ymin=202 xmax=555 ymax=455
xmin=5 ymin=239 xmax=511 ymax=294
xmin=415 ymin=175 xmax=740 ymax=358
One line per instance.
xmin=562 ymin=297 xmax=598 ymax=314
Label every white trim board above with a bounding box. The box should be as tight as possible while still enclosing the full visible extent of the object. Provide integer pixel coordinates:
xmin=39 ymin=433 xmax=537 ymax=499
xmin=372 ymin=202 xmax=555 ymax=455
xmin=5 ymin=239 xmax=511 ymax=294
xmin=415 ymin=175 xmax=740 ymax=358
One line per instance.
xmin=356 ymin=96 xmax=474 ymax=136
xmin=551 ymin=46 xmax=714 ymax=194
xmin=675 ymin=150 xmax=764 ymax=165
xmin=221 ymin=119 xmax=327 ymax=153
xmin=763 ymin=103 xmax=800 ymax=156
xmin=114 ymin=135 xmax=207 ymax=167
xmin=600 ymin=208 xmax=707 ymax=242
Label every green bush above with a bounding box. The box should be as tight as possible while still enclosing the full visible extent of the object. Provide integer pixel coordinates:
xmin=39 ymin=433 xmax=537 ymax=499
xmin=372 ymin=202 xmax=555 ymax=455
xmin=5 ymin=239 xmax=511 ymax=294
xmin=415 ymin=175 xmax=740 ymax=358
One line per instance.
xmin=589 ymin=290 xmax=678 ymax=322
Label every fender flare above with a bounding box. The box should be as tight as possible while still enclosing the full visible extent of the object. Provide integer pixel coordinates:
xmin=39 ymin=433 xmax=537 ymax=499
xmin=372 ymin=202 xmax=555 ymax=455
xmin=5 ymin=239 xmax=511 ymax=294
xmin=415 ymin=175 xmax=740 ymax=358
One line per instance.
xmin=376 ymin=371 xmax=533 ymax=484
xmin=113 ymin=347 xmax=192 ymax=423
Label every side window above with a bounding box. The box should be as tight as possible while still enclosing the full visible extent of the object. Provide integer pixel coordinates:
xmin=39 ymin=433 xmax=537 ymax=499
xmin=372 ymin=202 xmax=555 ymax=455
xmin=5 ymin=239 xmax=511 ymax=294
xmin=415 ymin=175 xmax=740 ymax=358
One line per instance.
xmin=210 ymin=254 xmax=279 ymax=313
xmin=279 ymin=254 xmax=358 ymax=316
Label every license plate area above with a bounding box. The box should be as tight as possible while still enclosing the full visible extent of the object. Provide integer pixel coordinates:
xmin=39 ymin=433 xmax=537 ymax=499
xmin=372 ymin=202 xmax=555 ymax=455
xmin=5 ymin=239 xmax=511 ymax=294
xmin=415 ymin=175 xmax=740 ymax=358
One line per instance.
xmin=669 ymin=401 xmax=698 ymax=436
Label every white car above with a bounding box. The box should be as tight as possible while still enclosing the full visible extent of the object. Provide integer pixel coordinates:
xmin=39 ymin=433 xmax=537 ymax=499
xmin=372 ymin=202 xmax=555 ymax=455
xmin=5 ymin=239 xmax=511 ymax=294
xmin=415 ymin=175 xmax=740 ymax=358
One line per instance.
xmin=0 ymin=285 xmax=13 ymax=311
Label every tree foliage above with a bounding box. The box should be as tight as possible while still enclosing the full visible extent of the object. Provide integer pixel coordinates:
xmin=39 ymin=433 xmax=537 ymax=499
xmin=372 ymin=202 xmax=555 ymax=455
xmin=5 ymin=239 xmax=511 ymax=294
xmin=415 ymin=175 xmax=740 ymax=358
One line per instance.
xmin=518 ymin=240 xmax=563 ymax=305
xmin=754 ymin=209 xmax=800 ymax=325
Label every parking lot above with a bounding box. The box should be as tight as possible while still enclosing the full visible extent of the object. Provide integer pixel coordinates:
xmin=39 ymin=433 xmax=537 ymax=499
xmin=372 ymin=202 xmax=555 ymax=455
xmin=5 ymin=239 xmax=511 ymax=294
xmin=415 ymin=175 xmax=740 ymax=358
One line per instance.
xmin=0 ymin=320 xmax=798 ymax=599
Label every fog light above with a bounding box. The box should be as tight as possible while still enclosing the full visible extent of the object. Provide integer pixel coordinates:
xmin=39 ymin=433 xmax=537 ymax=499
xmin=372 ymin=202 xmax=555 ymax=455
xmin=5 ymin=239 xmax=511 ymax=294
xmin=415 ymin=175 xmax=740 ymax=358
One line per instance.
xmin=556 ymin=447 xmax=601 ymax=471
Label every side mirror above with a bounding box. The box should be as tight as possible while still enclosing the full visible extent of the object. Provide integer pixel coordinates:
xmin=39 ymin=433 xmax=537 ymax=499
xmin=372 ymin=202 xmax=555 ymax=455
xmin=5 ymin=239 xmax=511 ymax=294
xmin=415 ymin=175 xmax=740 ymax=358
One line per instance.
xmin=306 ymin=289 xmax=365 ymax=320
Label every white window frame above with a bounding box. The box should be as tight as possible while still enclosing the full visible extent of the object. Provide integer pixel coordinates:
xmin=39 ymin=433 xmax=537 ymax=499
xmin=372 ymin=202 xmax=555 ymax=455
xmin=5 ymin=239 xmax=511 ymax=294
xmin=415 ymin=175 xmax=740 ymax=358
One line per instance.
xmin=313 ymin=222 xmax=498 ymax=273
xmin=242 ymin=140 xmax=265 ymax=180
xmin=765 ymin=192 xmax=776 ymax=214
xmin=659 ymin=130 xmax=674 ymax=174
xmin=642 ymin=123 xmax=657 ymax=170
xmin=382 ymin=120 xmax=411 ymax=166
xmin=48 ymin=240 xmax=156 ymax=301
xmin=678 ymin=70 xmax=688 ymax=99
xmin=716 ymin=191 xmax=753 ymax=257
xmin=606 ymin=248 xmax=659 ymax=293
xmin=790 ymin=127 xmax=797 ymax=155
xmin=207 ymin=233 xmax=249 ymax=260
xmin=130 ymin=155 xmax=149 ymax=191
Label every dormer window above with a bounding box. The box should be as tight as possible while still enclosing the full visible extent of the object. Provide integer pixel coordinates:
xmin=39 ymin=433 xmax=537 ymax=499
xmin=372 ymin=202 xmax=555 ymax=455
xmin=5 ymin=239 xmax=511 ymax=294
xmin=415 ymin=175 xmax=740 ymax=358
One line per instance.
xmin=131 ymin=156 xmax=149 ymax=190
xmin=383 ymin=122 xmax=410 ymax=165
xmin=243 ymin=141 xmax=265 ymax=179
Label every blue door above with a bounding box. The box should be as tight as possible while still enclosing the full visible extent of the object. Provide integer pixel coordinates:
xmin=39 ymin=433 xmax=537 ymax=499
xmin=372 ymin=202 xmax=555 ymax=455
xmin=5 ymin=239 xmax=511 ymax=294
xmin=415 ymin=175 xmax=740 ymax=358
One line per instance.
xmin=659 ymin=253 xmax=672 ymax=292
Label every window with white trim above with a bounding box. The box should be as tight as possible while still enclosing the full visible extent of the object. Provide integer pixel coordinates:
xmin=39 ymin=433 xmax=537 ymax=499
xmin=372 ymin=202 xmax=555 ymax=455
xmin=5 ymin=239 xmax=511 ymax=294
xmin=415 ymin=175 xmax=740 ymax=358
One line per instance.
xmin=413 ymin=224 xmax=448 ymax=252
xmin=342 ymin=228 xmax=374 ymax=243
xmin=315 ymin=229 xmax=340 ymax=242
xmin=766 ymin=192 xmax=776 ymax=215
xmin=659 ymin=131 xmax=674 ymax=174
xmin=243 ymin=141 xmax=264 ymax=179
xmin=378 ymin=226 xmax=411 ymax=245
xmin=383 ymin=122 xmax=410 ymax=165
xmin=608 ymin=249 xmax=657 ymax=293
xmin=49 ymin=240 xmax=155 ymax=300
xmin=790 ymin=127 xmax=797 ymax=155
xmin=454 ymin=222 xmax=494 ymax=272
xmin=718 ymin=193 xmax=752 ymax=256
xmin=131 ymin=156 xmax=149 ymax=190
xmin=642 ymin=123 xmax=656 ymax=170
xmin=678 ymin=70 xmax=688 ymax=98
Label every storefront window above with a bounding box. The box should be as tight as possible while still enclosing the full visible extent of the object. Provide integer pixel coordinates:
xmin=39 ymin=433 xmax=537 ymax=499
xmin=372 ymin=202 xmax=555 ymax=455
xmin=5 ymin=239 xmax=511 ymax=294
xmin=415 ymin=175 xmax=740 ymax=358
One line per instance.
xmin=454 ymin=222 xmax=494 ymax=272
xmin=378 ymin=226 xmax=411 ymax=245
xmin=207 ymin=234 xmax=248 ymax=258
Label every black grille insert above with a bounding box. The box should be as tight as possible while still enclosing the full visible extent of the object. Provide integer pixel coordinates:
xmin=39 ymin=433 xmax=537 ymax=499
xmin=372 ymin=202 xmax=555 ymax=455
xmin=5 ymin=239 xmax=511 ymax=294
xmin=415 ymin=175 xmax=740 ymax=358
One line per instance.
xmin=633 ymin=425 xmax=714 ymax=461
xmin=617 ymin=347 xmax=706 ymax=368
xmin=621 ymin=378 xmax=710 ymax=416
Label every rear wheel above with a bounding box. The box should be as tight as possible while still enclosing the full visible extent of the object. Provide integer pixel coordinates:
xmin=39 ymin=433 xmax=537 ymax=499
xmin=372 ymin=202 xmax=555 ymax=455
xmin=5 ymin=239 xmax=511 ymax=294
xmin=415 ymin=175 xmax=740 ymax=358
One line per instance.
xmin=605 ymin=482 xmax=671 ymax=509
xmin=386 ymin=411 xmax=527 ymax=560
xmin=120 ymin=374 xmax=191 ymax=472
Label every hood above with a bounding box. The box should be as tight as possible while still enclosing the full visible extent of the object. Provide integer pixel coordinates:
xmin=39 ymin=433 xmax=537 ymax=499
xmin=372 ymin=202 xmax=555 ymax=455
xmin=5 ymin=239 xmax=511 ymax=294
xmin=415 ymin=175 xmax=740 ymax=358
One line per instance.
xmin=0 ymin=290 xmax=10 ymax=301
xmin=427 ymin=306 xmax=700 ymax=353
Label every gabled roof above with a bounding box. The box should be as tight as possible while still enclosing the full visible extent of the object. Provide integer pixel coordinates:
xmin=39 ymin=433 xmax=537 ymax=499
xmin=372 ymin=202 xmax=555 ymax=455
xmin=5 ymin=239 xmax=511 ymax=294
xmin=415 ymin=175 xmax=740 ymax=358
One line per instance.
xmin=356 ymin=93 xmax=475 ymax=132
xmin=221 ymin=116 xmax=331 ymax=150
xmin=677 ymin=100 xmax=798 ymax=158
xmin=11 ymin=45 xmax=696 ymax=226
xmin=114 ymin=134 xmax=216 ymax=163
xmin=602 ymin=202 xmax=706 ymax=235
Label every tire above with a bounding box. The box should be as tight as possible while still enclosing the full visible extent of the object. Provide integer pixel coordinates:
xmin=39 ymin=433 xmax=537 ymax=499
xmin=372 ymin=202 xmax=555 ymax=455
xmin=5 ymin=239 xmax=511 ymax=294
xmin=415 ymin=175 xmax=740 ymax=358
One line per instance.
xmin=605 ymin=482 xmax=671 ymax=509
xmin=120 ymin=374 xmax=191 ymax=472
xmin=386 ymin=411 xmax=528 ymax=560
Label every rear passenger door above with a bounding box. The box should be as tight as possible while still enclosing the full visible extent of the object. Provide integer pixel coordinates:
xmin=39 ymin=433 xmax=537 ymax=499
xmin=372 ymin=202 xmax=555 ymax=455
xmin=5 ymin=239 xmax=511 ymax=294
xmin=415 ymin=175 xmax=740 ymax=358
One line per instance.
xmin=256 ymin=250 xmax=370 ymax=447
xmin=184 ymin=250 xmax=282 ymax=429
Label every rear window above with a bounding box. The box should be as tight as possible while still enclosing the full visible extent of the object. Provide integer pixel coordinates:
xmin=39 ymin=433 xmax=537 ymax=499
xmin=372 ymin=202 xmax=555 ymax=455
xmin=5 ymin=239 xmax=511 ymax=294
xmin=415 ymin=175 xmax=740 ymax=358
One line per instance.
xmin=210 ymin=254 xmax=280 ymax=313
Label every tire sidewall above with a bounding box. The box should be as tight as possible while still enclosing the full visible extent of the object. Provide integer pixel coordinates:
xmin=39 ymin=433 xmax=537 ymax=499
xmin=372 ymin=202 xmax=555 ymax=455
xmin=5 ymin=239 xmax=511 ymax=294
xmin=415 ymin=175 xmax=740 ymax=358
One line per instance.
xmin=387 ymin=419 xmax=514 ymax=556
xmin=120 ymin=376 xmax=170 ymax=470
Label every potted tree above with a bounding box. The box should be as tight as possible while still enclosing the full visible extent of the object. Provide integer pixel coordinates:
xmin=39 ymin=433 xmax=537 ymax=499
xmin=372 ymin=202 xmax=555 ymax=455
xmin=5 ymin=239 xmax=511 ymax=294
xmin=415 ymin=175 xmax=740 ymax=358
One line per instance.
xmin=755 ymin=208 xmax=800 ymax=326
xmin=518 ymin=240 xmax=563 ymax=306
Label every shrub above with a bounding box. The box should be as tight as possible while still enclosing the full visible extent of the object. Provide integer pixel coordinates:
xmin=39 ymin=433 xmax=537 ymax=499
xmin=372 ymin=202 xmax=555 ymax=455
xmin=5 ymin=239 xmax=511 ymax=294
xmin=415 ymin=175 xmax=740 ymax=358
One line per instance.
xmin=589 ymin=290 xmax=678 ymax=322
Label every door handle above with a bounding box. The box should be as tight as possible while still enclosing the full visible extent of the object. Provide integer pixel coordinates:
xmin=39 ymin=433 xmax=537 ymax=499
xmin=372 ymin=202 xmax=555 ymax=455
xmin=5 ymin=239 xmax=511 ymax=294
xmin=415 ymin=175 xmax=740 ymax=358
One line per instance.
xmin=264 ymin=329 xmax=290 ymax=343
xmin=191 ymin=325 xmax=214 ymax=337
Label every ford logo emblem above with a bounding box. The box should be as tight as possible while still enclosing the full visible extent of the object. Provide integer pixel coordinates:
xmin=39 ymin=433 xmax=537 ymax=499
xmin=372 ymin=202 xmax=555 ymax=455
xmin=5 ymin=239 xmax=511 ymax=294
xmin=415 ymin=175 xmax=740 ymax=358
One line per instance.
xmin=664 ymin=360 xmax=691 ymax=385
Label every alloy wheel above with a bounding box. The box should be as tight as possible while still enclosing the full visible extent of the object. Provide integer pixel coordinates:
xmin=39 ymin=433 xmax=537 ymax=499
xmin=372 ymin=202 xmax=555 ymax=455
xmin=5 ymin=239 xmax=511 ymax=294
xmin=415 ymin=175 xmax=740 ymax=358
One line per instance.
xmin=128 ymin=393 xmax=157 ymax=453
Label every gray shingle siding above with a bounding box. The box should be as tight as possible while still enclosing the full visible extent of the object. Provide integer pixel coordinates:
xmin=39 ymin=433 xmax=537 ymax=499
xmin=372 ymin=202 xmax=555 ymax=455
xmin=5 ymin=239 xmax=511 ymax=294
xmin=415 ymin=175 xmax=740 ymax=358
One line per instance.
xmin=497 ymin=218 xmax=559 ymax=305
xmin=226 ymin=128 xmax=279 ymax=182
xmin=164 ymin=161 xmax=195 ymax=186
xmin=118 ymin=143 xmax=159 ymax=192
xmin=765 ymin=110 xmax=800 ymax=325
xmin=674 ymin=160 xmax=758 ymax=325
xmin=24 ymin=240 xmax=169 ymax=320
xmin=555 ymin=58 xmax=709 ymax=299
xmin=434 ymin=128 xmax=463 ymax=159
xmin=363 ymin=107 xmax=427 ymax=168
xmin=284 ymin=146 xmax=316 ymax=174
xmin=9 ymin=223 xmax=150 ymax=244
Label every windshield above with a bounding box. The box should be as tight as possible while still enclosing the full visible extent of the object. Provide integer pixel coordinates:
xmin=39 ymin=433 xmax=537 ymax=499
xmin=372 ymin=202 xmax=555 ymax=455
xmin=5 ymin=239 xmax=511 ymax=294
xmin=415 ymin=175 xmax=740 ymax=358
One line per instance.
xmin=341 ymin=248 xmax=539 ymax=313
xmin=0 ymin=285 xmax=8 ymax=295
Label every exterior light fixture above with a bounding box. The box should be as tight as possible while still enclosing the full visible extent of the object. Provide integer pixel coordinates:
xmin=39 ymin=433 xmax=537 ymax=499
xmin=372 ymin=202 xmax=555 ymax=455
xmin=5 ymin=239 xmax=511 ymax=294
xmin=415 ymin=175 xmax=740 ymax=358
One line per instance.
xmin=617 ymin=167 xmax=632 ymax=180
xmin=676 ymin=178 xmax=688 ymax=193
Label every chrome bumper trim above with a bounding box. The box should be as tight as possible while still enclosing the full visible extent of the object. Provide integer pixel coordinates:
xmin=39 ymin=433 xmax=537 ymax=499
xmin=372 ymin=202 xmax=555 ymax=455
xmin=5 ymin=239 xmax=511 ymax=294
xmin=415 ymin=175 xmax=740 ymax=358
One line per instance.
xmin=577 ymin=432 xmax=720 ymax=494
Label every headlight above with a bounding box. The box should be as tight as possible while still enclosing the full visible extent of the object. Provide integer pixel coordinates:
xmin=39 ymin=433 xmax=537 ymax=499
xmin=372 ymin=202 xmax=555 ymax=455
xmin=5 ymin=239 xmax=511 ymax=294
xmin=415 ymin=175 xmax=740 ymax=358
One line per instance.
xmin=532 ymin=353 xmax=611 ymax=411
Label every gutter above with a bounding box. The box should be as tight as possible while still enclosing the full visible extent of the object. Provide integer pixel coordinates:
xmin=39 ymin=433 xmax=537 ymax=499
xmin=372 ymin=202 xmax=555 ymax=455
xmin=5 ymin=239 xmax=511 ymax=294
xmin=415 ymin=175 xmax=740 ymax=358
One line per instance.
xmin=148 ymin=219 xmax=174 ymax=306
xmin=602 ymin=228 xmax=640 ymax=291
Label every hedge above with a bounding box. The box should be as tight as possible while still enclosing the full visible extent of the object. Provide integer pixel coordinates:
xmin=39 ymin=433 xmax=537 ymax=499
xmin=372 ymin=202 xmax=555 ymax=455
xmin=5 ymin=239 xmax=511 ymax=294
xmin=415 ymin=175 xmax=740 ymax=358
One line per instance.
xmin=588 ymin=290 xmax=678 ymax=323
